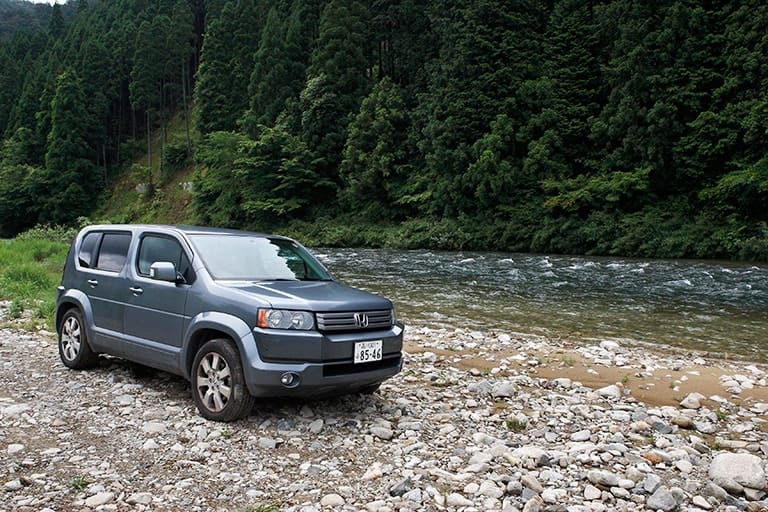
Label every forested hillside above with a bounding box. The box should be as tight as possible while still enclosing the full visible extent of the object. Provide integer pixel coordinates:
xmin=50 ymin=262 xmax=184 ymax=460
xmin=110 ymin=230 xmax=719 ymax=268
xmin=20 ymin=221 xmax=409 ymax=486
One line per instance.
xmin=1 ymin=0 xmax=767 ymax=260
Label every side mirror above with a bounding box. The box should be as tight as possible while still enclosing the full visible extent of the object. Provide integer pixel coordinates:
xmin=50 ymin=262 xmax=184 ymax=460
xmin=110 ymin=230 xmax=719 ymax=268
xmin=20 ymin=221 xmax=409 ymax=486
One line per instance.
xmin=149 ymin=261 xmax=180 ymax=283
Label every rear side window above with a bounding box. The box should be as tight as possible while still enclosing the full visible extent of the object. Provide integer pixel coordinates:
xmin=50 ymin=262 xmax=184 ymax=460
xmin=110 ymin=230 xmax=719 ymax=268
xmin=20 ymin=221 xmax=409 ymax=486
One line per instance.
xmin=78 ymin=232 xmax=101 ymax=268
xmin=138 ymin=235 xmax=193 ymax=281
xmin=95 ymin=233 xmax=132 ymax=272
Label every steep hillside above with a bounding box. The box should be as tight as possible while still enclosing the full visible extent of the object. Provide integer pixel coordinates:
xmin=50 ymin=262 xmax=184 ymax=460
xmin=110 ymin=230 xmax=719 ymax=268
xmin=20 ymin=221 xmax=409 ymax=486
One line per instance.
xmin=93 ymin=110 xmax=196 ymax=226
xmin=1 ymin=1 xmax=767 ymax=259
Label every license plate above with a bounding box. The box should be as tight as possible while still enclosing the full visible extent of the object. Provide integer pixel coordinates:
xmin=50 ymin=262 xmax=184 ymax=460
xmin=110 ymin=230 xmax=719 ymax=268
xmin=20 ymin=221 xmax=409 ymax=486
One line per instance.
xmin=354 ymin=340 xmax=382 ymax=364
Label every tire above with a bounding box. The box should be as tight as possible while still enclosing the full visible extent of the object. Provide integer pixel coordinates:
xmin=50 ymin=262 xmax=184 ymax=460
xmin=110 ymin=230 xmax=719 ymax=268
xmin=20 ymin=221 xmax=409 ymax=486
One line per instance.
xmin=58 ymin=309 xmax=98 ymax=370
xmin=191 ymin=338 xmax=254 ymax=422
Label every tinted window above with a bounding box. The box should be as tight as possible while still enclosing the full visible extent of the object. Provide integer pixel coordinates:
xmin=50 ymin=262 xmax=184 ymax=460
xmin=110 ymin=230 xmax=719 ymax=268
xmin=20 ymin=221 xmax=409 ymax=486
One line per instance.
xmin=78 ymin=232 xmax=101 ymax=268
xmin=96 ymin=233 xmax=132 ymax=272
xmin=138 ymin=235 xmax=192 ymax=281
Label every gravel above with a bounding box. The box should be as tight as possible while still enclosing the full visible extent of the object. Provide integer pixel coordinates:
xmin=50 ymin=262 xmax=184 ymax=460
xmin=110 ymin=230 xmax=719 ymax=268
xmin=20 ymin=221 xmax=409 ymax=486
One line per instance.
xmin=1 ymin=320 xmax=768 ymax=511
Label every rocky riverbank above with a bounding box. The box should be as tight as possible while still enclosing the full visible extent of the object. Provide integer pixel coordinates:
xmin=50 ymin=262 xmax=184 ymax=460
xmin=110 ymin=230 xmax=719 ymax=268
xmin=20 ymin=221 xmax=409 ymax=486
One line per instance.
xmin=1 ymin=320 xmax=768 ymax=512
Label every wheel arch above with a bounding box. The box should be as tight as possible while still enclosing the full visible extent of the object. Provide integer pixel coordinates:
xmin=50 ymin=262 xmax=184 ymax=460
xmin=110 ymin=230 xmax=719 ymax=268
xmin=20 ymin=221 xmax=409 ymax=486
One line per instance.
xmin=182 ymin=312 xmax=256 ymax=381
xmin=55 ymin=290 xmax=92 ymax=333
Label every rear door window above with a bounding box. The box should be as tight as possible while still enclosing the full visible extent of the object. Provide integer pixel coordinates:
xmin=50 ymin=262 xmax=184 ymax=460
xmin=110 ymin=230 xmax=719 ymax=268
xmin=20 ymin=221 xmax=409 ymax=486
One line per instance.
xmin=78 ymin=232 xmax=101 ymax=268
xmin=95 ymin=233 xmax=132 ymax=272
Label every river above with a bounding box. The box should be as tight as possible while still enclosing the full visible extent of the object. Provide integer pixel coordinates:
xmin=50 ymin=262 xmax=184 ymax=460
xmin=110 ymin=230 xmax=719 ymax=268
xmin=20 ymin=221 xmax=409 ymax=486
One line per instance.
xmin=315 ymin=248 xmax=768 ymax=362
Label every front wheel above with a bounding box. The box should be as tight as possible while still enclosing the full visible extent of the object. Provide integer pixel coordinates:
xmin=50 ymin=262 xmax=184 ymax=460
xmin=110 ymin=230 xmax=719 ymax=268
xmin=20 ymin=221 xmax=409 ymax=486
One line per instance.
xmin=58 ymin=309 xmax=98 ymax=369
xmin=191 ymin=338 xmax=254 ymax=422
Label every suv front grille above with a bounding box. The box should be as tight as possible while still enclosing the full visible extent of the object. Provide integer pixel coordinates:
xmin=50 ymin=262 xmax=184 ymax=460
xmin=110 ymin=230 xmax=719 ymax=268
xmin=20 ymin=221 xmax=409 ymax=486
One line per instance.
xmin=316 ymin=310 xmax=393 ymax=332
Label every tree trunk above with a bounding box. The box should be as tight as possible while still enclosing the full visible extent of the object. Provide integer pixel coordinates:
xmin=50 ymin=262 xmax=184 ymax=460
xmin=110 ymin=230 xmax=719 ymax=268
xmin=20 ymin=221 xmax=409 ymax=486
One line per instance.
xmin=182 ymin=61 xmax=192 ymax=156
xmin=146 ymin=110 xmax=153 ymax=195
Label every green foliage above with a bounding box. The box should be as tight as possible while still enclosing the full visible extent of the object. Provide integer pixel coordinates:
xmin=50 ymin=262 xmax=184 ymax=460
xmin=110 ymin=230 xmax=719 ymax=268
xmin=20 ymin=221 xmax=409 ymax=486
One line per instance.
xmin=300 ymin=0 xmax=370 ymax=180
xmin=69 ymin=476 xmax=90 ymax=491
xmin=15 ymin=220 xmax=84 ymax=244
xmin=161 ymin=140 xmax=191 ymax=176
xmin=1 ymin=0 xmax=768 ymax=260
xmin=0 ymin=236 xmax=69 ymax=330
xmin=543 ymin=167 xmax=652 ymax=214
xmin=340 ymin=78 xmax=412 ymax=220
xmin=241 ymin=7 xmax=306 ymax=135
xmin=194 ymin=0 xmax=266 ymax=134
xmin=194 ymin=128 xmax=330 ymax=230
xmin=43 ymin=69 xmax=100 ymax=225
xmin=192 ymin=131 xmax=249 ymax=227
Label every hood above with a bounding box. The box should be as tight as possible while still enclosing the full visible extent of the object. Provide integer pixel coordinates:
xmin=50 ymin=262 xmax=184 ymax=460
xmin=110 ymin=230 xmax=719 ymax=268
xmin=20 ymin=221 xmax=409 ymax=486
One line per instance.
xmin=217 ymin=280 xmax=392 ymax=312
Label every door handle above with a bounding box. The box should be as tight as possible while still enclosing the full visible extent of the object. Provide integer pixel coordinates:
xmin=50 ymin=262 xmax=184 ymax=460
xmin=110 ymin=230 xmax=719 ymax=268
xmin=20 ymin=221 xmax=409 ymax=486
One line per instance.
xmin=129 ymin=286 xmax=143 ymax=295
xmin=87 ymin=279 xmax=98 ymax=287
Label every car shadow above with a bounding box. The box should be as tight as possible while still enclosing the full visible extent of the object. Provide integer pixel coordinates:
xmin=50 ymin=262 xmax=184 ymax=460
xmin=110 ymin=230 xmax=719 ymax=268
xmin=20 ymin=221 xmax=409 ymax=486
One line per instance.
xmin=89 ymin=355 xmax=389 ymax=424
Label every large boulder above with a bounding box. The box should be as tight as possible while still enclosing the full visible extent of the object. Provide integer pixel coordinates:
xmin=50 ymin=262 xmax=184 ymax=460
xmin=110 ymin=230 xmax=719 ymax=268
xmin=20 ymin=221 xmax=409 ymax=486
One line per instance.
xmin=709 ymin=453 xmax=766 ymax=492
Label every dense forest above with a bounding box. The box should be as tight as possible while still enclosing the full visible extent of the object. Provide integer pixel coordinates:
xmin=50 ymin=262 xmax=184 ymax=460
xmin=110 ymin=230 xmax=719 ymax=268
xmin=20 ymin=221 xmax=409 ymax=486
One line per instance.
xmin=0 ymin=0 xmax=767 ymax=260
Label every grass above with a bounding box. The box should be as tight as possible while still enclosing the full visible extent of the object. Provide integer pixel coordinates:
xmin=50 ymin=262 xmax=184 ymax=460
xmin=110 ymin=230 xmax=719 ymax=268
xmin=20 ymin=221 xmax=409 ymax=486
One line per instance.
xmin=505 ymin=418 xmax=527 ymax=432
xmin=0 ymin=237 xmax=70 ymax=331
xmin=70 ymin=475 xmax=90 ymax=491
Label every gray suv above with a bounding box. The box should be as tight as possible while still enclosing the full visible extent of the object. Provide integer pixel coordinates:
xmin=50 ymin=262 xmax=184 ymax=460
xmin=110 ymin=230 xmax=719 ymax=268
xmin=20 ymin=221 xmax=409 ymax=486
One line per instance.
xmin=55 ymin=225 xmax=404 ymax=421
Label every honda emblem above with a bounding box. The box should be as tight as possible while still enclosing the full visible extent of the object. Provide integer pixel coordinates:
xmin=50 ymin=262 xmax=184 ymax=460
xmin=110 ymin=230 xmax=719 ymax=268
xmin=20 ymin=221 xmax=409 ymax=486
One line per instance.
xmin=353 ymin=312 xmax=369 ymax=328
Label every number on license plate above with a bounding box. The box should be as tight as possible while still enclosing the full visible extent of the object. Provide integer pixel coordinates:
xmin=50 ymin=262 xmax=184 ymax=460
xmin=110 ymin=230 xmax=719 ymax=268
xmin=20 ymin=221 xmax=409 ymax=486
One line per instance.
xmin=354 ymin=340 xmax=382 ymax=364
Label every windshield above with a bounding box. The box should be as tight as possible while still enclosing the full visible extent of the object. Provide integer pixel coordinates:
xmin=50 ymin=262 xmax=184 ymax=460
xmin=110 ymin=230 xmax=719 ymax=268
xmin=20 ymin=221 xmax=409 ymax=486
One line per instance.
xmin=189 ymin=235 xmax=332 ymax=281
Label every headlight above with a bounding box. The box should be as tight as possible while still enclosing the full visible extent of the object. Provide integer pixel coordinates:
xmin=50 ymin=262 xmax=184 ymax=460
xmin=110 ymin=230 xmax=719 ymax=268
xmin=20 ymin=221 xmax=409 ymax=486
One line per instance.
xmin=257 ymin=309 xmax=315 ymax=330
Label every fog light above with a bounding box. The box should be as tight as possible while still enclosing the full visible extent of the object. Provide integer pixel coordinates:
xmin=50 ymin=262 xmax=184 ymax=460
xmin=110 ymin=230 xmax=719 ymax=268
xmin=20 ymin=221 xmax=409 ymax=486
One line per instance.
xmin=280 ymin=372 xmax=300 ymax=388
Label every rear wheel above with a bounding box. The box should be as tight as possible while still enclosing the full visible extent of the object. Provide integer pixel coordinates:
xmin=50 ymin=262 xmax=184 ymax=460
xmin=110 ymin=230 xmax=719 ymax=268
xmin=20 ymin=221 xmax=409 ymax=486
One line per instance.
xmin=58 ymin=309 xmax=98 ymax=369
xmin=191 ymin=338 xmax=254 ymax=422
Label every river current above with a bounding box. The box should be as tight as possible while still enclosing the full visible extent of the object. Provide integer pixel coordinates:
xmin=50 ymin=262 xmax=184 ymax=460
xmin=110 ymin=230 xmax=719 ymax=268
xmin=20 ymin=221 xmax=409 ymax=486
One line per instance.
xmin=315 ymin=248 xmax=768 ymax=362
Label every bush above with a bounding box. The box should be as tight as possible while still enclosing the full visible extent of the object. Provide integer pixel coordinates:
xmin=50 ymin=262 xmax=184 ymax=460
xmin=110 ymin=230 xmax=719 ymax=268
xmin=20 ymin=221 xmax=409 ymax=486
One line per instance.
xmin=16 ymin=218 xmax=89 ymax=244
xmin=162 ymin=140 xmax=190 ymax=176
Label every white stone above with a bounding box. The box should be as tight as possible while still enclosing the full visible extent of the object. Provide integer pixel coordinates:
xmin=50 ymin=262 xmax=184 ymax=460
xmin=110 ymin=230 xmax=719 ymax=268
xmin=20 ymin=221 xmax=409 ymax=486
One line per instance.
xmin=709 ymin=453 xmax=766 ymax=490
xmin=521 ymin=474 xmax=544 ymax=493
xmin=142 ymin=439 xmax=159 ymax=450
xmin=403 ymin=489 xmax=422 ymax=503
xmin=587 ymin=470 xmax=619 ymax=487
xmin=584 ymin=484 xmax=602 ymax=500
xmin=126 ymin=493 xmax=153 ymax=505
xmin=258 ymin=437 xmax=277 ymax=449
xmin=309 ymin=419 xmax=324 ymax=434
xmin=320 ymin=493 xmax=345 ymax=507
xmin=542 ymin=488 xmax=567 ymax=503
xmin=479 ymin=480 xmax=504 ymax=499
xmin=512 ymin=446 xmax=547 ymax=460
xmin=142 ymin=421 xmax=166 ymax=434
xmin=596 ymin=385 xmax=621 ymax=399
xmin=675 ymin=460 xmax=693 ymax=473
xmin=85 ymin=492 xmax=115 ymax=508
xmin=370 ymin=427 xmax=394 ymax=440
xmin=362 ymin=464 xmax=383 ymax=481
xmin=599 ymin=340 xmax=620 ymax=352
xmin=2 ymin=404 xmax=30 ymax=417
xmin=522 ymin=495 xmax=544 ymax=512
xmin=679 ymin=392 xmax=705 ymax=409
xmin=446 ymin=493 xmax=474 ymax=507
xmin=692 ymin=495 xmax=712 ymax=510
xmin=492 ymin=382 xmax=516 ymax=397
xmin=7 ymin=443 xmax=24 ymax=454
xmin=570 ymin=429 xmax=591 ymax=442
xmin=4 ymin=479 xmax=23 ymax=491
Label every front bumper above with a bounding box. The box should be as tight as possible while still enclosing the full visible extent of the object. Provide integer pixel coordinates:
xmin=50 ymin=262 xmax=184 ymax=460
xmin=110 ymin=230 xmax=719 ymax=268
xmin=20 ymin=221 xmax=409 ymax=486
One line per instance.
xmin=241 ymin=323 xmax=404 ymax=397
